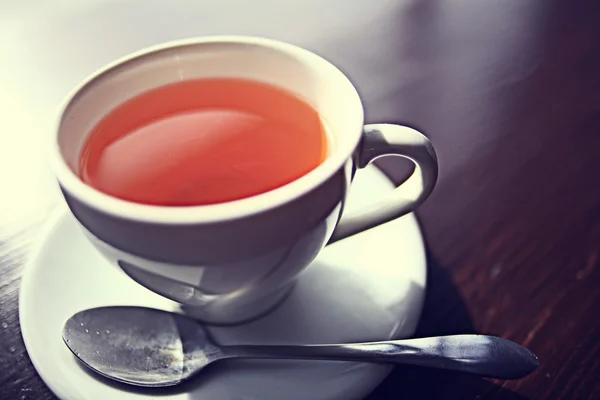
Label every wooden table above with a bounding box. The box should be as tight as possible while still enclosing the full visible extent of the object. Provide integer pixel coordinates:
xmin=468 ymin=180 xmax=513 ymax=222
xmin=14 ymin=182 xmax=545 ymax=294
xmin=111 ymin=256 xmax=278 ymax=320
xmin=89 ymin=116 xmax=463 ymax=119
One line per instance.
xmin=1 ymin=0 xmax=599 ymax=399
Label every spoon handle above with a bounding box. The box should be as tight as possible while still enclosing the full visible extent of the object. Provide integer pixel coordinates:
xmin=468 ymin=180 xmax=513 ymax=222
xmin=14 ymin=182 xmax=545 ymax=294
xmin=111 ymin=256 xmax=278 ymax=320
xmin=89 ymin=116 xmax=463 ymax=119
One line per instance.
xmin=223 ymin=335 xmax=538 ymax=379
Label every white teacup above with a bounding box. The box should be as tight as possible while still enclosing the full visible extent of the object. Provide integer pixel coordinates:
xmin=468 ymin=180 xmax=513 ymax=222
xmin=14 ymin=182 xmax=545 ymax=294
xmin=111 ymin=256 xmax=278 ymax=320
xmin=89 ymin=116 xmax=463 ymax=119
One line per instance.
xmin=49 ymin=36 xmax=438 ymax=324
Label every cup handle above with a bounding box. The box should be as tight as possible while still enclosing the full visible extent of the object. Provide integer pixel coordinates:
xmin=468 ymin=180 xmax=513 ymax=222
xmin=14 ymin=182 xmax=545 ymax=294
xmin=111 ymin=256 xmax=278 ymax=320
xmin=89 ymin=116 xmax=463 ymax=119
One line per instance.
xmin=329 ymin=123 xmax=438 ymax=243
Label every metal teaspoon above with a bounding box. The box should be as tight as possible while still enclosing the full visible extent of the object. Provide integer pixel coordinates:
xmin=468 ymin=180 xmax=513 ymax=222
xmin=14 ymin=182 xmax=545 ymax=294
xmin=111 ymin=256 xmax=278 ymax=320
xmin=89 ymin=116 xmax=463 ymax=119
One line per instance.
xmin=62 ymin=307 xmax=539 ymax=387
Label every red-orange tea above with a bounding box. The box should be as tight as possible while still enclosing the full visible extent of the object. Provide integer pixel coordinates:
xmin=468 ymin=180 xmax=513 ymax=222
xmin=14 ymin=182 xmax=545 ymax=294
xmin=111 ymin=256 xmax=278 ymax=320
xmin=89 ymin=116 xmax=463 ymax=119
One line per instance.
xmin=79 ymin=78 xmax=329 ymax=206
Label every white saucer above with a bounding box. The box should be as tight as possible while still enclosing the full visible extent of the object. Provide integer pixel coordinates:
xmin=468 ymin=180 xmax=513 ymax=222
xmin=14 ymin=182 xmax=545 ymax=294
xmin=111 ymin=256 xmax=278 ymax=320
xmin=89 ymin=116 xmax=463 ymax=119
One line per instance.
xmin=20 ymin=165 xmax=427 ymax=400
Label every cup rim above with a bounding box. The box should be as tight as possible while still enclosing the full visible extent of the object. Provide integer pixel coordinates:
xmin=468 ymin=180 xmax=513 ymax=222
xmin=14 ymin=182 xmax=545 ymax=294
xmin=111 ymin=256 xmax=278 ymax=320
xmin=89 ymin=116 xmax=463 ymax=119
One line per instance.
xmin=49 ymin=35 xmax=364 ymax=224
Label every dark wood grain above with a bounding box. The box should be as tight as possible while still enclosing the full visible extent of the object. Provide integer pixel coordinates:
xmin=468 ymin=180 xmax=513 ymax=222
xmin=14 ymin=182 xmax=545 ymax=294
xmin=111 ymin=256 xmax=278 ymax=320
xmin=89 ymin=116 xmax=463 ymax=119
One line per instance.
xmin=2 ymin=0 xmax=600 ymax=399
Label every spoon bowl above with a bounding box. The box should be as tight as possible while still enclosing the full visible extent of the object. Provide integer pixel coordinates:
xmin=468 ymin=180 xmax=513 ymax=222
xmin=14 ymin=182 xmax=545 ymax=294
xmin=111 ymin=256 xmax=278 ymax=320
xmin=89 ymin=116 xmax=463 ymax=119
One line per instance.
xmin=63 ymin=306 xmax=221 ymax=386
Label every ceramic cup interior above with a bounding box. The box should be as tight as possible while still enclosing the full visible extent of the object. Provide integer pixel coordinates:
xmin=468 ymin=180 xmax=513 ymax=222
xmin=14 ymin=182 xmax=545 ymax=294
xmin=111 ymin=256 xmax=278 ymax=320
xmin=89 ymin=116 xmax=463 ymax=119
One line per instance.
xmin=51 ymin=36 xmax=364 ymax=222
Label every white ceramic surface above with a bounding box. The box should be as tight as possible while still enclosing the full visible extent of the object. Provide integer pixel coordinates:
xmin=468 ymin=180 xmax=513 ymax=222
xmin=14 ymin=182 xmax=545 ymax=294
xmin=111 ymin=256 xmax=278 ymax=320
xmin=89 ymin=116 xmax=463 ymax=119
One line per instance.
xmin=20 ymin=165 xmax=427 ymax=400
xmin=48 ymin=33 xmax=437 ymax=324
